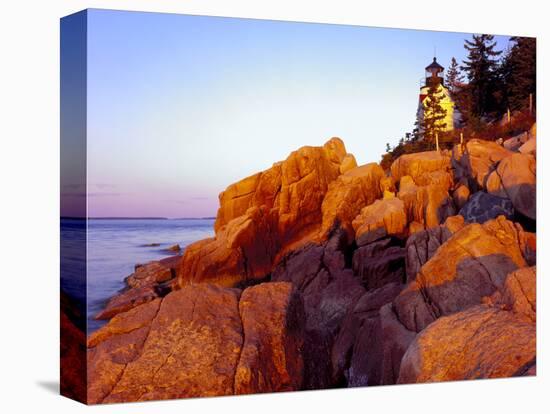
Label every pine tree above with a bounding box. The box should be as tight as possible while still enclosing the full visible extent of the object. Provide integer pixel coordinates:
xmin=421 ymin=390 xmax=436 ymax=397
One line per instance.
xmin=445 ymin=57 xmax=463 ymax=96
xmin=502 ymin=36 xmax=536 ymax=111
xmin=461 ymin=34 xmax=502 ymax=118
xmin=420 ymin=83 xmax=447 ymax=147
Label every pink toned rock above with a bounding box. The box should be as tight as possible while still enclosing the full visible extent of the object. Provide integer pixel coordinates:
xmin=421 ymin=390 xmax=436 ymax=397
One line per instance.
xmin=453 ymin=139 xmax=513 ymax=190
xmin=352 ymin=238 xmax=406 ymax=290
xmin=452 ymin=183 xmax=470 ymax=210
xmin=404 ymin=215 xmax=465 ymax=282
xmin=379 ymin=303 xmax=417 ymax=385
xmin=501 ymin=266 xmax=536 ymax=322
xmin=95 ymin=285 xmax=159 ymax=320
xmin=271 ymin=229 xmax=366 ymax=390
xmin=126 ymin=260 xmax=174 ymax=289
xmin=89 ymin=282 xmax=305 ymax=404
xmin=180 ymin=138 xmax=353 ymax=287
xmin=408 ymin=221 xmax=425 ymax=234
xmin=394 ymin=216 xmax=529 ymax=333
xmin=320 ymin=163 xmax=385 ymax=241
xmin=380 ymin=176 xmax=396 ymax=193
xmin=352 ymin=197 xmax=407 ymax=246
xmin=397 ymin=177 xmax=455 ymax=230
xmin=390 ymin=151 xmax=452 ymax=187
xmin=517 ymin=227 xmax=536 ymax=266
xmin=519 ymin=137 xmax=536 ymax=155
xmin=486 ymin=152 xmax=536 ymax=220
xmin=503 ymin=134 xmax=525 ymax=151
xmin=398 ymin=305 xmax=536 ymax=383
xmin=339 ymin=153 xmax=358 ymax=174
xmin=332 ymin=283 xmax=403 ymax=387
xmin=234 ymin=282 xmax=305 ymax=394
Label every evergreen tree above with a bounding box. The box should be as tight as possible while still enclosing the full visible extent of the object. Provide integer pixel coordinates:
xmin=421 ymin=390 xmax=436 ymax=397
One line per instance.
xmin=502 ymin=36 xmax=536 ymax=111
xmin=420 ymin=83 xmax=447 ymax=146
xmin=461 ymin=34 xmax=502 ymax=117
xmin=445 ymin=57 xmax=464 ymax=96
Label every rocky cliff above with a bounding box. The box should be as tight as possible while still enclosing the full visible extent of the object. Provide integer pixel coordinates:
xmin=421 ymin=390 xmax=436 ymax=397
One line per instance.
xmin=89 ymin=131 xmax=536 ymax=403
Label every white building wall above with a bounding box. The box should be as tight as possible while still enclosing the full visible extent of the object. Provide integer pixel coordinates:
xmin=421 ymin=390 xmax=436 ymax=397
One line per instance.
xmin=417 ymin=84 xmax=456 ymax=132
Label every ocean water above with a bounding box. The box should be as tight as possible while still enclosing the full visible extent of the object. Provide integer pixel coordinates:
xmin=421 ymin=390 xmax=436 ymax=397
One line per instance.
xmin=60 ymin=218 xmax=215 ymax=334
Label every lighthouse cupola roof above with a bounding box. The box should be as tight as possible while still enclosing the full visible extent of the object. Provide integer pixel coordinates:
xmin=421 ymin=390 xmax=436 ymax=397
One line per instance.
xmin=424 ymin=57 xmax=444 ymax=87
xmin=425 ymin=57 xmax=444 ymax=72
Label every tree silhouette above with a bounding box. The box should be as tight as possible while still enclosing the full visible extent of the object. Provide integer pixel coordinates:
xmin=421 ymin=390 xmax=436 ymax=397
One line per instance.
xmin=420 ymin=83 xmax=447 ymax=147
xmin=445 ymin=57 xmax=464 ymax=97
xmin=461 ymin=34 xmax=502 ymax=117
xmin=501 ymin=36 xmax=536 ymax=111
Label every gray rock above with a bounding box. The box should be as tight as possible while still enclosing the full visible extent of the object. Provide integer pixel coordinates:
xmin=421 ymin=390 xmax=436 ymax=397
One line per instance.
xmin=459 ymin=191 xmax=514 ymax=223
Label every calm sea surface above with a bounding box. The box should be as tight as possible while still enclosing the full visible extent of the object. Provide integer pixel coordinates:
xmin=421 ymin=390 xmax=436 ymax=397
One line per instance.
xmin=60 ymin=218 xmax=215 ymax=334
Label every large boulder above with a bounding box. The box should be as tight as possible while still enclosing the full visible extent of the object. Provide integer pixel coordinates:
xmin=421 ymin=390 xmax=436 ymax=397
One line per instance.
xmin=352 ymin=196 xmax=407 ymax=246
xmin=503 ymin=133 xmax=526 ymax=152
xmin=379 ymin=302 xmax=417 ymax=385
xmin=126 ymin=258 xmax=177 ymax=288
xmin=234 ymin=282 xmax=305 ymax=394
xmin=339 ymin=153 xmax=358 ymax=174
xmin=320 ymin=163 xmax=385 ymax=241
xmin=394 ymin=216 xmax=529 ymax=333
xmin=390 ymin=151 xmax=452 ymax=188
xmin=518 ymin=229 xmax=537 ymax=266
xmin=95 ymin=285 xmax=159 ymax=320
xmin=214 ymin=171 xmax=270 ymax=232
xmin=519 ymin=137 xmax=536 ymax=155
xmin=352 ymin=238 xmax=406 ymax=290
xmin=398 ymin=305 xmax=536 ymax=383
xmin=332 ymin=283 xmax=403 ymax=387
xmin=453 ymin=139 xmax=513 ymax=190
xmin=88 ymin=287 xmax=241 ymax=403
xmin=486 ymin=153 xmax=536 ymax=220
xmin=459 ymin=191 xmax=514 ymax=223
xmin=519 ymin=123 xmax=536 ymax=155
xmin=397 ymin=176 xmax=455 ymax=230
xmin=88 ymin=282 xmax=304 ymax=404
xmin=272 ymin=229 xmax=365 ymax=389
xmin=276 ymin=137 xmax=348 ymax=246
xmin=452 ymin=181 xmax=470 ymax=210
xmin=496 ymin=266 xmax=536 ymax=322
xmin=95 ymin=257 xmax=182 ymax=320
xmin=404 ymin=215 xmax=465 ymax=282
xmin=179 ymin=138 xmax=354 ymax=287
xmin=178 ymin=205 xmax=279 ymax=287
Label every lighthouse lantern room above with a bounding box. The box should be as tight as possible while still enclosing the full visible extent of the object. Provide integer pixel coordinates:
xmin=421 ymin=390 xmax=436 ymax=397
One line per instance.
xmin=417 ymin=57 xmax=458 ymax=133
xmin=425 ymin=57 xmax=445 ymax=87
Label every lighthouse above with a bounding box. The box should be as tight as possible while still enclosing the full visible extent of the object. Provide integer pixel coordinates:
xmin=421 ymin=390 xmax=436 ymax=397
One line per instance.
xmin=416 ymin=57 xmax=456 ymax=133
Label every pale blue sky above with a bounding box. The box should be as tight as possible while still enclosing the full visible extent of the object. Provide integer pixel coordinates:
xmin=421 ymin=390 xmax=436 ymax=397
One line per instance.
xmin=86 ymin=9 xmax=511 ymax=218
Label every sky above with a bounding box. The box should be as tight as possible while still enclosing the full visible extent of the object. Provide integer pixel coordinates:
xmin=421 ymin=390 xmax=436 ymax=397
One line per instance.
xmin=80 ymin=9 xmax=512 ymax=218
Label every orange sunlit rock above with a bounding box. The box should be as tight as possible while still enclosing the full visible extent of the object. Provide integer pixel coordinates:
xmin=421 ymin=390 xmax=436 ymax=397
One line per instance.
xmin=179 ymin=138 xmax=356 ymax=287
xmin=453 ymin=139 xmax=513 ymax=190
xmin=398 ymin=305 xmax=536 ymax=383
xmin=390 ymin=150 xmax=452 ymax=188
xmin=88 ymin=282 xmax=304 ymax=403
xmin=394 ymin=216 xmax=529 ymax=333
xmin=486 ymin=152 xmax=536 ymax=220
xmin=321 ymin=163 xmax=385 ymax=241
xmin=234 ymin=282 xmax=305 ymax=394
xmin=397 ymin=175 xmax=455 ymax=229
xmin=352 ymin=196 xmax=407 ymax=246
